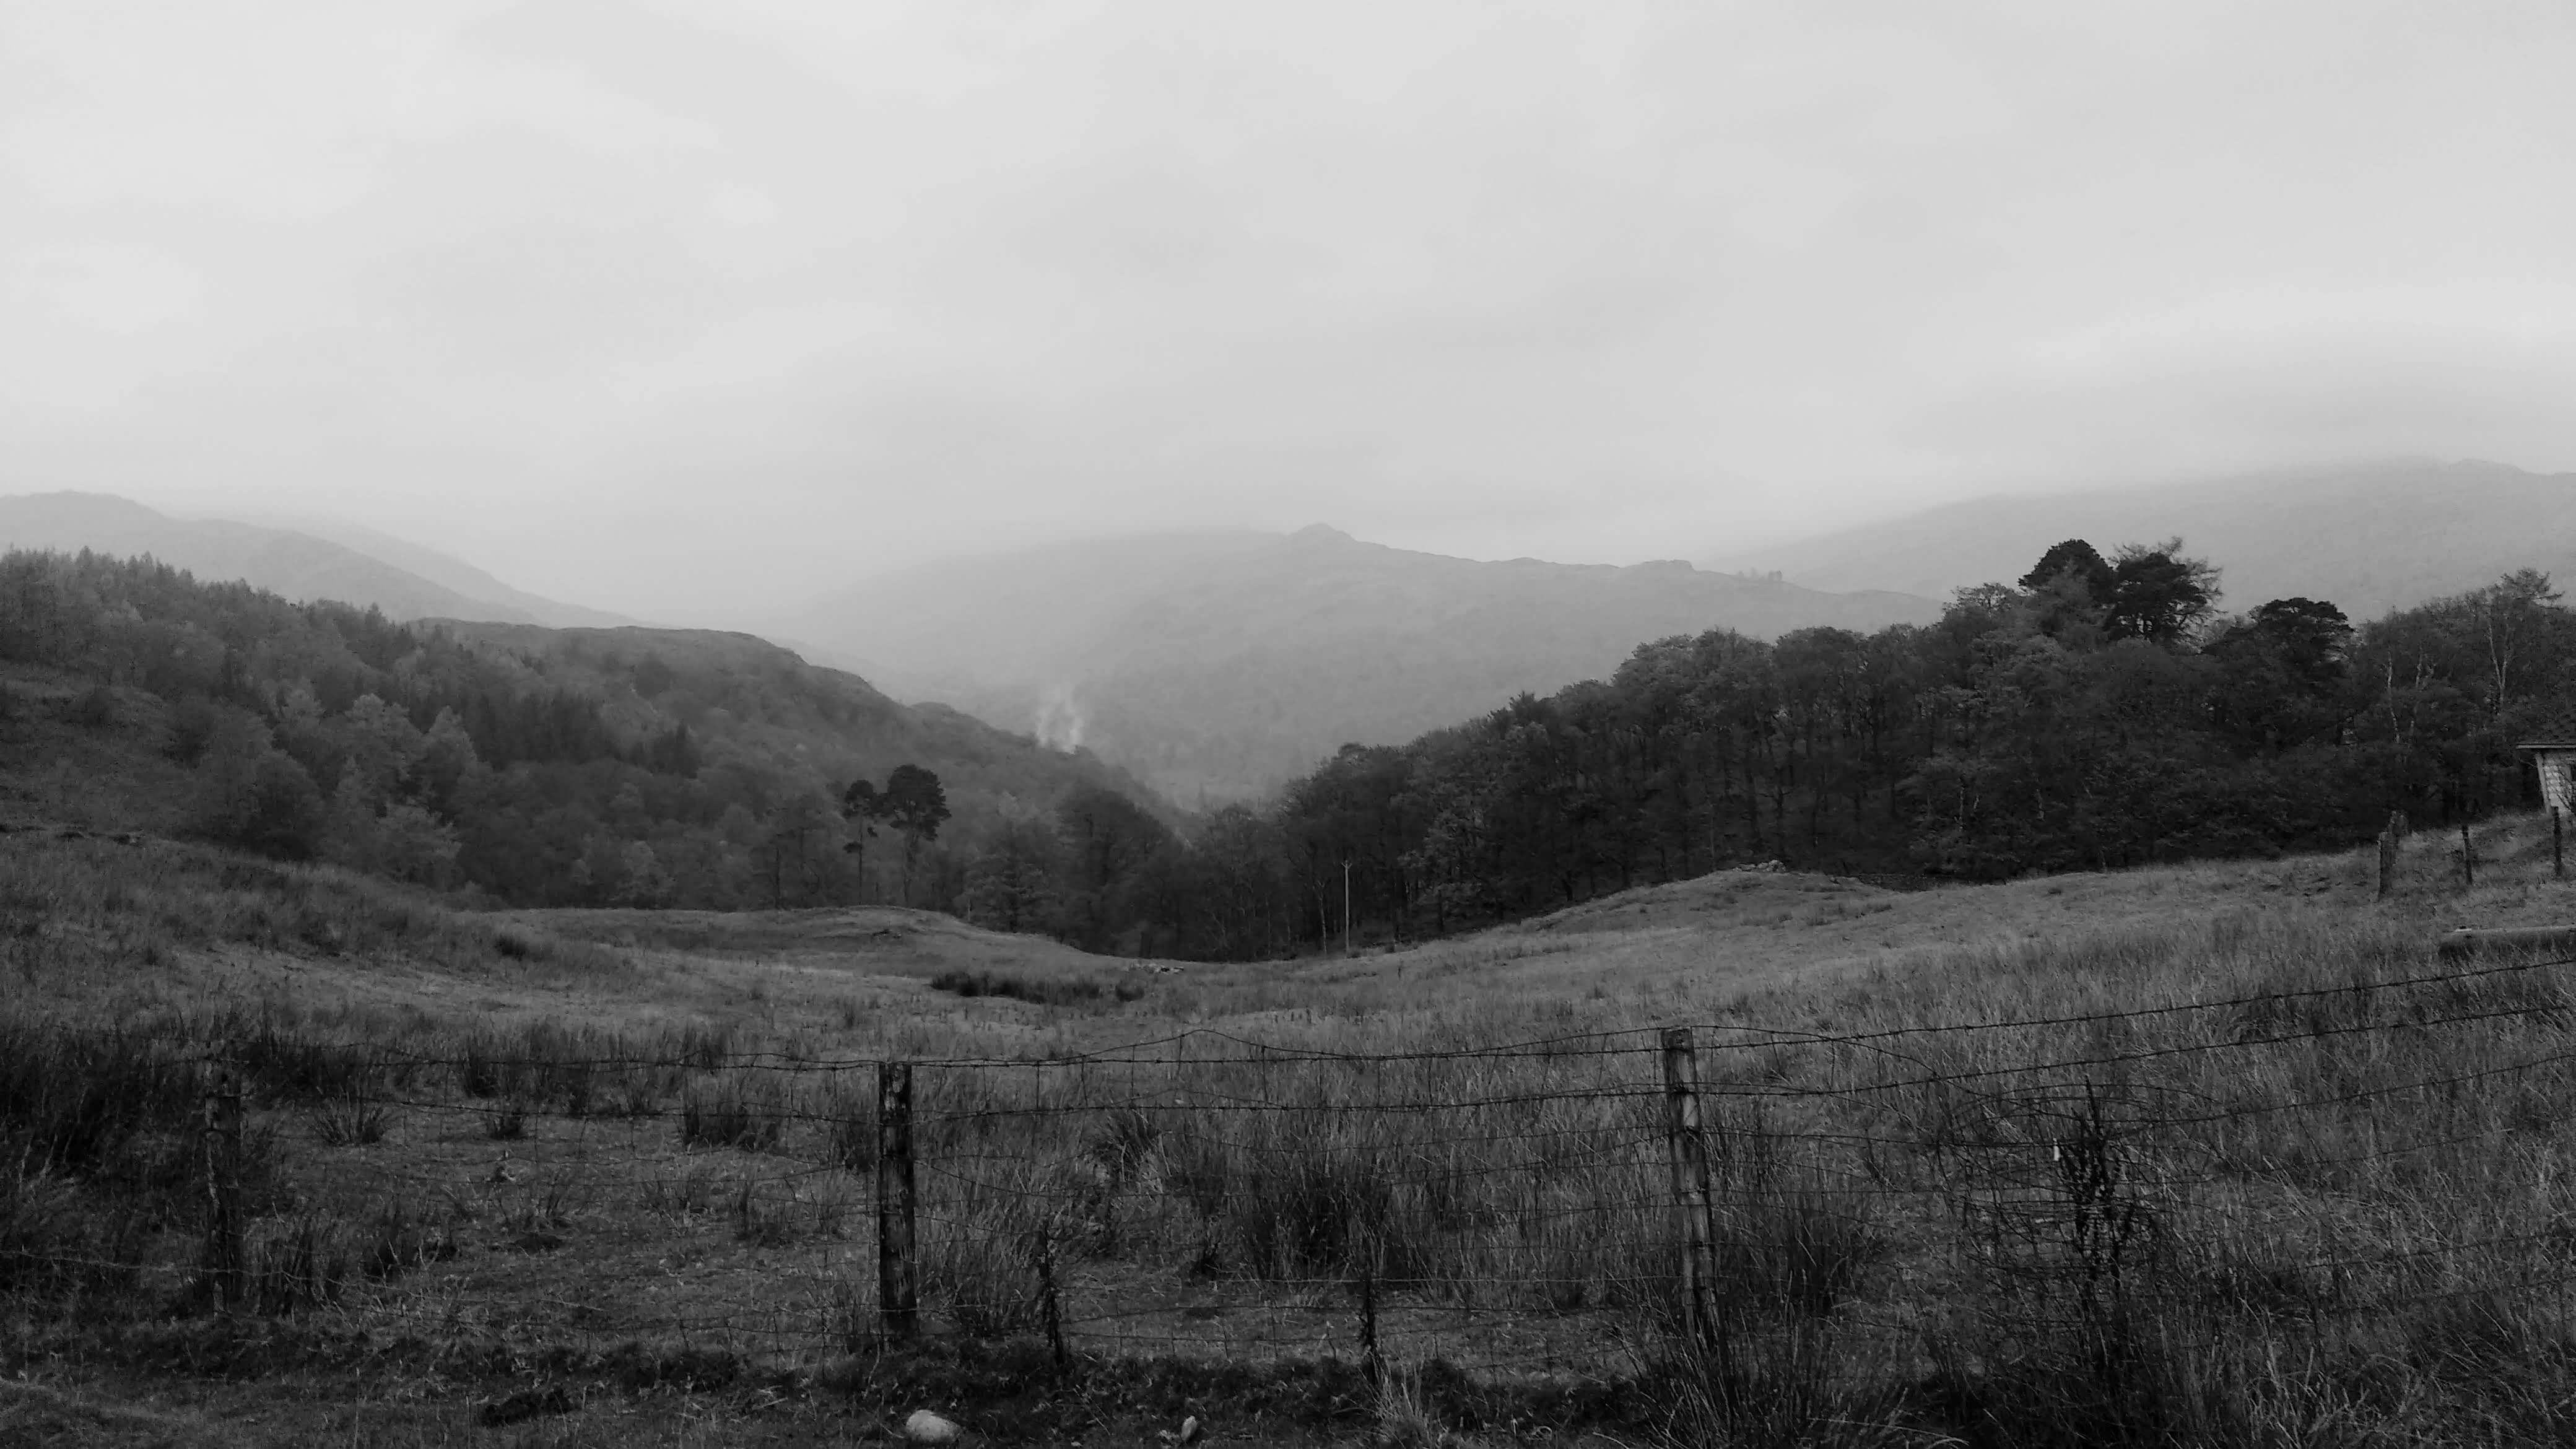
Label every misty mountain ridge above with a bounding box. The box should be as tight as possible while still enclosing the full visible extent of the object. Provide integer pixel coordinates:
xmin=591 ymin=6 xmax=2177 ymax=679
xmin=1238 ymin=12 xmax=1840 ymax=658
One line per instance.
xmin=1707 ymin=458 xmax=2576 ymax=619
xmin=241 ymin=510 xmax=640 ymax=629
xmin=783 ymin=523 xmax=1941 ymax=803
xmin=0 ymin=490 xmax=630 ymax=630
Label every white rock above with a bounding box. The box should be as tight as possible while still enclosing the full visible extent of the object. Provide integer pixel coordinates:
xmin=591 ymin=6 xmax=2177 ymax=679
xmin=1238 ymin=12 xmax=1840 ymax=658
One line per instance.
xmin=904 ymin=1409 xmax=962 ymax=1446
xmin=1178 ymin=1415 xmax=1203 ymax=1445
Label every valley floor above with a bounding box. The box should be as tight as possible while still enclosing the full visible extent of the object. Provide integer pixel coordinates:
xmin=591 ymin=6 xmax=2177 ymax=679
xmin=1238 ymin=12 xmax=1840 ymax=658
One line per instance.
xmin=9 ymin=811 xmax=2576 ymax=1446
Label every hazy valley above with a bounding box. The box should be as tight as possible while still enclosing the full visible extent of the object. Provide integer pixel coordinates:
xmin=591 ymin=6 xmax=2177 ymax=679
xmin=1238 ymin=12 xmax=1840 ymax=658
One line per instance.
xmin=14 ymin=9 xmax=2574 ymax=1443
xmin=785 ymin=523 xmax=1941 ymax=803
xmin=11 ymin=462 xmax=2576 ymax=1447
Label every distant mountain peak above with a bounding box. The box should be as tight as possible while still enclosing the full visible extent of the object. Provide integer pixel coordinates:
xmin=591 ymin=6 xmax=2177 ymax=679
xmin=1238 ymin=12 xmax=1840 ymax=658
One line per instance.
xmin=7 ymin=490 xmax=167 ymax=527
xmin=1288 ymin=523 xmax=1355 ymax=545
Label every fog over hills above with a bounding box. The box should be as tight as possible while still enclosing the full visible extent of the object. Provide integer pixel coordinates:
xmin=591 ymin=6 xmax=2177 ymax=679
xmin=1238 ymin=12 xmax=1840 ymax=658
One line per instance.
xmin=0 ymin=492 xmax=629 ymax=629
xmin=786 ymin=524 xmax=1941 ymax=804
xmin=1706 ymin=459 xmax=2576 ymax=619
xmin=243 ymin=512 xmax=638 ymax=629
xmin=427 ymin=619 xmax=1178 ymax=829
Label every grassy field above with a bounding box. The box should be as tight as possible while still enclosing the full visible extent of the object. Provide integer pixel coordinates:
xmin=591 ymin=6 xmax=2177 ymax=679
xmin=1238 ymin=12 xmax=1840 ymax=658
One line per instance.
xmin=9 ymin=806 xmax=2576 ymax=1446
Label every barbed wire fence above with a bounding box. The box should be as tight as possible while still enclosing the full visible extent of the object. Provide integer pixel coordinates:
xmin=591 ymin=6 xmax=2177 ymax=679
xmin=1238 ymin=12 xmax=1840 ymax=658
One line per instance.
xmin=11 ymin=950 xmax=2576 ymax=1398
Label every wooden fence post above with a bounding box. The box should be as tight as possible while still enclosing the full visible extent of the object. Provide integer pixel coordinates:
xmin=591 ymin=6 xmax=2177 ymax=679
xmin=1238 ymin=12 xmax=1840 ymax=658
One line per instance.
xmin=2377 ymin=818 xmax=2398 ymax=900
xmin=2462 ymin=820 xmax=2476 ymax=888
xmin=876 ymin=1061 xmax=917 ymax=1340
xmin=1034 ymin=1219 xmax=1068 ymax=1372
xmin=202 ymin=1074 xmax=244 ymax=1311
xmin=1661 ymin=1028 xmax=1716 ymax=1346
xmin=2555 ymin=808 xmax=2564 ymax=881
xmin=1357 ymin=1218 xmax=1382 ymax=1388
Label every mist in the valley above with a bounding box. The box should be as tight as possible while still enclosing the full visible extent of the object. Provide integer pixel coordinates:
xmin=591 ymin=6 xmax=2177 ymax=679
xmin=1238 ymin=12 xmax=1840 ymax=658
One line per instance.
xmin=8 ymin=3 xmax=2576 ymax=619
xmin=21 ymin=16 xmax=2576 ymax=1429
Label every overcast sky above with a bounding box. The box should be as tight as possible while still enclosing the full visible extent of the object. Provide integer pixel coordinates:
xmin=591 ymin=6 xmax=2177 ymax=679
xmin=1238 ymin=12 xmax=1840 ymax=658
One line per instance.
xmin=5 ymin=1 xmax=2574 ymax=616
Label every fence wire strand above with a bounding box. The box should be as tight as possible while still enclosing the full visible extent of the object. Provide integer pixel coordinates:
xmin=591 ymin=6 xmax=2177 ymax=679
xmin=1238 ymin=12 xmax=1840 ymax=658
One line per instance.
xmin=12 ymin=949 xmax=2576 ymax=1380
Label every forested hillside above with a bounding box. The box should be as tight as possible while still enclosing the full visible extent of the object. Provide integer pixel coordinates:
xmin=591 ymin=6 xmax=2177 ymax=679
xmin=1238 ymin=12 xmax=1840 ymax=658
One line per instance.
xmin=1242 ymin=539 xmax=2576 ymax=949
xmin=0 ymin=549 xmax=1170 ymax=922
xmin=788 ymin=523 xmax=1939 ymax=803
xmin=0 ymin=491 xmax=620 ymax=627
xmin=14 ymin=541 xmax=2570 ymax=965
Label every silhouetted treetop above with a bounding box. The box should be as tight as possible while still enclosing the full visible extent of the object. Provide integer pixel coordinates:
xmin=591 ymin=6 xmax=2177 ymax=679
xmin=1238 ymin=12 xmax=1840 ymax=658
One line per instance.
xmin=2019 ymin=538 xmax=2117 ymax=599
xmin=2102 ymin=541 xmax=2221 ymax=646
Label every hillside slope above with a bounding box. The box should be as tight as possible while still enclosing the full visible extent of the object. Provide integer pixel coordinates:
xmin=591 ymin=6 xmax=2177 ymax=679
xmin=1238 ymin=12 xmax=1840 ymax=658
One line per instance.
xmin=1707 ymin=458 xmax=2576 ymax=616
xmin=0 ymin=491 xmax=619 ymax=626
xmin=0 ymin=551 xmax=1172 ymax=915
xmin=787 ymin=524 xmax=1940 ymax=803
xmin=432 ymin=620 xmax=1173 ymax=830
xmin=253 ymin=513 xmax=639 ymax=628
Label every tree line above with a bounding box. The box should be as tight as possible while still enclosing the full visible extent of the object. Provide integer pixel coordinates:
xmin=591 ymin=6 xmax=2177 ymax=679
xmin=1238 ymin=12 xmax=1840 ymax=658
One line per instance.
xmin=843 ymin=537 xmax=2576 ymax=962
xmin=10 ymin=542 xmax=2570 ymax=963
xmin=1200 ymin=541 xmax=2575 ymax=956
xmin=0 ymin=550 xmax=1159 ymax=921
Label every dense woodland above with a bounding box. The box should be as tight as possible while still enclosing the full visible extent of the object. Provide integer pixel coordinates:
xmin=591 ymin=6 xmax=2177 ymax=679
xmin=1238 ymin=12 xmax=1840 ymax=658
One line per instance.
xmin=0 ymin=549 xmax=1172 ymax=935
xmin=6 ymin=542 xmax=2572 ymax=962
xmin=1234 ymin=539 xmax=2576 ymax=957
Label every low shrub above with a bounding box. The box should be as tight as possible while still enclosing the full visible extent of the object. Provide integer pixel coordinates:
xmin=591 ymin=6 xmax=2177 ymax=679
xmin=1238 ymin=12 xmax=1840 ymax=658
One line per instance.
xmin=927 ymin=968 xmax=1124 ymax=1007
xmin=483 ymin=1100 xmax=528 ymax=1141
xmin=247 ymin=1218 xmax=349 ymax=1317
xmin=0 ymin=1022 xmax=201 ymax=1179
xmin=681 ymin=1077 xmax=785 ymax=1152
xmin=307 ymin=1090 xmax=390 ymax=1147
xmin=362 ymin=1199 xmax=457 ymax=1282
